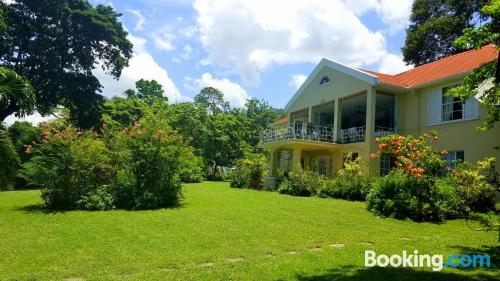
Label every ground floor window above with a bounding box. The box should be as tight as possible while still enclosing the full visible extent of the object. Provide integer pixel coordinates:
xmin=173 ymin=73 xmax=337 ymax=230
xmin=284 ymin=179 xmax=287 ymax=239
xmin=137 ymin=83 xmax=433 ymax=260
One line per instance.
xmin=444 ymin=150 xmax=464 ymax=169
xmin=380 ymin=154 xmax=396 ymax=176
xmin=312 ymin=157 xmax=333 ymax=177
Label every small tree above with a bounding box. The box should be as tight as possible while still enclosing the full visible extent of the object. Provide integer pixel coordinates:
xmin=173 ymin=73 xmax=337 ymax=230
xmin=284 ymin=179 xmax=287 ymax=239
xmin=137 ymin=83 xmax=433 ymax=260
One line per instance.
xmin=370 ymin=132 xmax=446 ymax=178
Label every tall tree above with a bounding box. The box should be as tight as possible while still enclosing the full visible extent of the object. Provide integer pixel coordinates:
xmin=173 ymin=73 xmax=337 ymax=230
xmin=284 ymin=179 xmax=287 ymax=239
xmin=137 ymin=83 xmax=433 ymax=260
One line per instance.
xmin=0 ymin=66 xmax=35 ymax=119
xmin=194 ymin=87 xmax=228 ymax=115
xmin=124 ymin=79 xmax=167 ymax=104
xmin=403 ymin=0 xmax=488 ymax=66
xmin=448 ymin=0 xmax=499 ymax=132
xmin=0 ymin=0 xmax=133 ymax=128
xmin=245 ymin=98 xmax=280 ymax=147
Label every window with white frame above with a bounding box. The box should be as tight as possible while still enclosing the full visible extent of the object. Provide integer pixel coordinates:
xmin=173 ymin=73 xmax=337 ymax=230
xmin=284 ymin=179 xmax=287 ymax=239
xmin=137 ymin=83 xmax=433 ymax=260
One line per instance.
xmin=444 ymin=150 xmax=464 ymax=169
xmin=380 ymin=154 xmax=396 ymax=176
xmin=441 ymin=86 xmax=463 ymax=121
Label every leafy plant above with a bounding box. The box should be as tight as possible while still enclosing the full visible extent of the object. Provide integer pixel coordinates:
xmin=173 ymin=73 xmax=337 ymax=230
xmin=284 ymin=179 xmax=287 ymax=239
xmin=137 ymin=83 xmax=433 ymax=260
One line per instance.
xmin=229 ymin=153 xmax=267 ymax=189
xmin=278 ymin=168 xmax=326 ymax=197
xmin=323 ymin=154 xmax=370 ymax=201
xmin=0 ymin=128 xmax=19 ymax=190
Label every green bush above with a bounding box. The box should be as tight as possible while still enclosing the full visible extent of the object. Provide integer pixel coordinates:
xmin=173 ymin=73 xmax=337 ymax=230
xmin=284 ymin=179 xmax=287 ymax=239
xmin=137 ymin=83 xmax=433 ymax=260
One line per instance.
xmin=0 ymin=129 xmax=19 ymax=190
xmin=449 ymin=158 xmax=496 ymax=213
xmin=367 ymin=170 xmax=449 ymax=222
xmin=179 ymin=147 xmax=204 ymax=183
xmin=229 ymin=153 xmax=267 ymax=189
xmin=278 ymin=168 xmax=326 ymax=196
xmin=322 ymin=155 xmax=370 ymax=201
xmin=21 ymin=126 xmax=113 ymax=209
xmin=109 ymin=117 xmax=183 ymax=209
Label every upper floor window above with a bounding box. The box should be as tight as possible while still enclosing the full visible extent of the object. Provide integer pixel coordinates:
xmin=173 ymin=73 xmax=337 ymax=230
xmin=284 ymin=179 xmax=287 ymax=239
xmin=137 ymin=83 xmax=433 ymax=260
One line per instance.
xmin=441 ymin=86 xmax=463 ymax=121
xmin=319 ymin=75 xmax=330 ymax=86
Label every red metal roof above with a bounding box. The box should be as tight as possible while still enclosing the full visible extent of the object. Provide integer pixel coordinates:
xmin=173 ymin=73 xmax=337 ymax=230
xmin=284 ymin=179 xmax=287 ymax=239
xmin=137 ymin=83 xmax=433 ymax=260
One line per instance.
xmin=366 ymin=44 xmax=498 ymax=88
xmin=271 ymin=45 xmax=498 ymax=124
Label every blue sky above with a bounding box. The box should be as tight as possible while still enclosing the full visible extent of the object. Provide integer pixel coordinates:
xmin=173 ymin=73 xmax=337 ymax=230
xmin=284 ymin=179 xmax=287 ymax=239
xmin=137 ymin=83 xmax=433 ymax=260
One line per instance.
xmin=91 ymin=0 xmax=414 ymax=109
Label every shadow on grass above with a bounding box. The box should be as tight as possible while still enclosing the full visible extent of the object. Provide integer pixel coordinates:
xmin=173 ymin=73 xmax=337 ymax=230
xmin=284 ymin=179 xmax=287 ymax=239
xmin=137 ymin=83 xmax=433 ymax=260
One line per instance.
xmin=294 ymin=265 xmax=497 ymax=281
xmin=448 ymin=245 xmax=500 ymax=270
xmin=15 ymin=202 xmax=185 ymax=214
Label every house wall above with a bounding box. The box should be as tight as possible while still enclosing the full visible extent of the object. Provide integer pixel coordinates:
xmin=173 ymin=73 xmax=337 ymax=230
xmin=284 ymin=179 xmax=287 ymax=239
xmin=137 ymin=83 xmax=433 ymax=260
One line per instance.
xmin=287 ymin=66 xmax=372 ymax=113
xmin=396 ymin=78 xmax=500 ymax=174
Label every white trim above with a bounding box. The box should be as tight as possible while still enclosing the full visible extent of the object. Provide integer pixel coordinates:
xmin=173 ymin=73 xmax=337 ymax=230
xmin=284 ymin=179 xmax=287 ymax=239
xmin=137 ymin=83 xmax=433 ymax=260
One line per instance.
xmin=284 ymin=58 xmax=379 ymax=111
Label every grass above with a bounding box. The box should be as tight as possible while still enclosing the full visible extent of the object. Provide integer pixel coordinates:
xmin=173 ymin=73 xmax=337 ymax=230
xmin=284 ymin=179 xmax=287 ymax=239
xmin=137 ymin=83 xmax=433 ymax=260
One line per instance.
xmin=0 ymin=182 xmax=498 ymax=281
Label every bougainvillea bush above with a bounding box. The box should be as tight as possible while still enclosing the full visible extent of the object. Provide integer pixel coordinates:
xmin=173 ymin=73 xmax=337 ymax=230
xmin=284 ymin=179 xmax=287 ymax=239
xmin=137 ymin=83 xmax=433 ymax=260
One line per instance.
xmin=21 ymin=116 xmax=188 ymax=210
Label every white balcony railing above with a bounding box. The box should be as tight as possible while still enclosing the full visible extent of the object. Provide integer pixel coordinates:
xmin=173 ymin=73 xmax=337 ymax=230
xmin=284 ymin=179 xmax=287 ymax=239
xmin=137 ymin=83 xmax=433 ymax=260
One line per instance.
xmin=261 ymin=123 xmax=395 ymax=144
xmin=261 ymin=122 xmax=335 ymax=143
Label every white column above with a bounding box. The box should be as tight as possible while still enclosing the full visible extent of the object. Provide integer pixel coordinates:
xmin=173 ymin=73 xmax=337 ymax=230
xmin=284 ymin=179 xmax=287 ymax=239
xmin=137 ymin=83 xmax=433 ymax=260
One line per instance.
xmin=292 ymin=146 xmax=302 ymax=169
xmin=365 ymin=87 xmax=376 ymax=144
xmin=333 ymin=98 xmax=342 ymax=143
xmin=308 ymin=105 xmax=313 ymax=123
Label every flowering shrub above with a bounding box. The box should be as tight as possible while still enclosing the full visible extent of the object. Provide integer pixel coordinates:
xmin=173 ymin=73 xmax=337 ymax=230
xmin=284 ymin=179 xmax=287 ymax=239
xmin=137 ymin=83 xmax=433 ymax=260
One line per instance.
xmin=108 ymin=116 xmax=184 ymax=209
xmin=21 ymin=116 xmax=188 ymax=210
xmin=21 ymin=125 xmax=113 ymax=209
xmin=370 ymin=132 xmax=446 ymax=178
xmin=178 ymin=147 xmax=204 ymax=183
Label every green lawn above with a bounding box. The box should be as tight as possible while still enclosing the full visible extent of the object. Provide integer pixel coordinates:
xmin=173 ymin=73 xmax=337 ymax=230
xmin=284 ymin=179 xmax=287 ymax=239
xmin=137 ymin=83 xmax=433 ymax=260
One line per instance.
xmin=0 ymin=182 xmax=498 ymax=281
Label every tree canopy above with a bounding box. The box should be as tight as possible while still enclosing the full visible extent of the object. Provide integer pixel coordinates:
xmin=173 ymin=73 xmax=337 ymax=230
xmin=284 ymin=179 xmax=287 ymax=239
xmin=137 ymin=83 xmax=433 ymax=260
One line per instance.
xmin=0 ymin=0 xmax=132 ymax=128
xmin=403 ymin=0 xmax=488 ymax=66
xmin=125 ymin=79 xmax=167 ymax=104
xmin=448 ymin=0 xmax=499 ymax=132
xmin=194 ymin=87 xmax=229 ymax=115
xmin=0 ymin=66 xmax=35 ymax=120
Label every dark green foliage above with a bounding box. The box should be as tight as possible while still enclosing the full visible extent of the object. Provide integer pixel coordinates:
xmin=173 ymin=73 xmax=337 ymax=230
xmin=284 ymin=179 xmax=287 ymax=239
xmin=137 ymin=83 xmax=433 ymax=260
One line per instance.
xmin=278 ymin=168 xmax=326 ymax=197
xmin=102 ymin=97 xmax=150 ymax=129
xmin=0 ymin=0 xmax=132 ymax=127
xmin=448 ymin=1 xmax=499 ymax=132
xmin=403 ymin=0 xmax=487 ymax=66
xmin=125 ymin=79 xmax=168 ymax=104
xmin=179 ymin=147 xmax=205 ymax=183
xmin=367 ymin=170 xmax=449 ymax=221
xmin=7 ymin=121 xmax=40 ymax=163
xmin=0 ymin=66 xmax=35 ymax=120
xmin=194 ymin=87 xmax=228 ymax=115
xmin=322 ymin=155 xmax=370 ymax=201
xmin=0 ymin=128 xmax=18 ymax=189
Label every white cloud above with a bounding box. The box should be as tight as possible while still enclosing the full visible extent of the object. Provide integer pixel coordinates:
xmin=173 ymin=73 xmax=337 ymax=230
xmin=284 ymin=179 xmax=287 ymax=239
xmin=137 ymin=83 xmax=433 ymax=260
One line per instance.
xmin=153 ymin=32 xmax=176 ymax=51
xmin=4 ymin=112 xmax=55 ymax=127
xmin=193 ymin=0 xmax=389 ymax=86
xmin=374 ymin=0 xmax=413 ymax=34
xmin=94 ymin=34 xmax=182 ymax=101
xmin=181 ymin=44 xmax=193 ymax=60
xmin=185 ymin=73 xmax=249 ymax=108
xmin=127 ymin=9 xmax=146 ymax=31
xmin=378 ymin=53 xmax=413 ymax=74
xmin=289 ymin=74 xmax=307 ymax=89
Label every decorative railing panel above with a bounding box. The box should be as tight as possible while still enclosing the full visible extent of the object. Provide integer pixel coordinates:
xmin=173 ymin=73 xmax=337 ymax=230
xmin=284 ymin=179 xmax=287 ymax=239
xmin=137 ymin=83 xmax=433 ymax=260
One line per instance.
xmin=261 ymin=123 xmax=335 ymax=144
xmin=261 ymin=123 xmax=395 ymax=144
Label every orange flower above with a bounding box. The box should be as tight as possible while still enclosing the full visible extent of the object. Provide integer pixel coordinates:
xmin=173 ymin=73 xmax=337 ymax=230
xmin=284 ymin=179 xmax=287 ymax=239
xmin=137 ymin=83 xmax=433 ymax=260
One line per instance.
xmin=432 ymin=136 xmax=438 ymax=141
xmin=441 ymin=149 xmax=448 ymax=156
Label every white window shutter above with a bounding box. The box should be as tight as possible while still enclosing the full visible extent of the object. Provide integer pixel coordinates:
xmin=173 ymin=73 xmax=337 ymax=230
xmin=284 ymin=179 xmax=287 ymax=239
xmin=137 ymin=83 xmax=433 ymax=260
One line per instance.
xmin=464 ymin=96 xmax=478 ymax=120
xmin=428 ymin=88 xmax=442 ymax=125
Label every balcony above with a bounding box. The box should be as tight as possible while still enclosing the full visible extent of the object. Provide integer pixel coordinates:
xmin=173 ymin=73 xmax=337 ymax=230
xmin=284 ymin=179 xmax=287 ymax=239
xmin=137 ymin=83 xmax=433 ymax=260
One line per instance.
xmin=261 ymin=123 xmax=395 ymax=145
xmin=261 ymin=122 xmax=335 ymax=143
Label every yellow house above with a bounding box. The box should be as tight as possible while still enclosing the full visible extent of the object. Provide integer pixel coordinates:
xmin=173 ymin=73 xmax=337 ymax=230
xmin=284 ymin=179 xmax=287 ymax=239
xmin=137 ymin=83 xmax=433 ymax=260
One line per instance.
xmin=260 ymin=44 xmax=500 ymax=184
